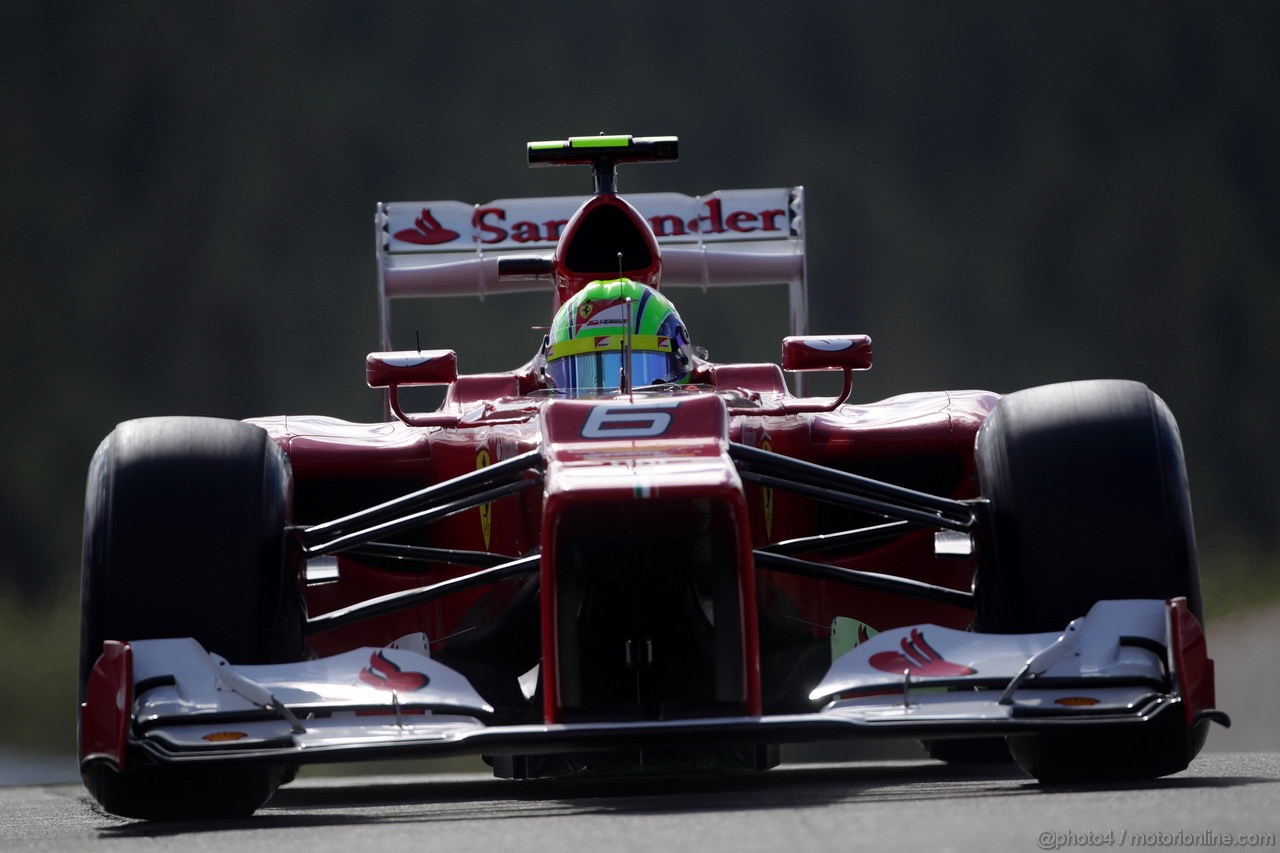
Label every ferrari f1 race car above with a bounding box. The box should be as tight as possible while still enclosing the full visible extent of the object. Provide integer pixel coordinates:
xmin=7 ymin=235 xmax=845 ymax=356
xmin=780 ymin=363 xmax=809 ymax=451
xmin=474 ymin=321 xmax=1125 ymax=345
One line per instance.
xmin=79 ymin=135 xmax=1228 ymax=820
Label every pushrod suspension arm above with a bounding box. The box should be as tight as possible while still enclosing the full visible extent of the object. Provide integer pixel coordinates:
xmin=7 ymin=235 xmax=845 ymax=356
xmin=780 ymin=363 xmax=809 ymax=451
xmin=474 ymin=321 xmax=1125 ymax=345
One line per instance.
xmin=729 ymin=443 xmax=974 ymax=532
xmin=307 ymin=554 xmax=541 ymax=636
xmin=303 ymin=479 xmax=540 ymax=556
xmin=759 ymin=521 xmax=911 ymax=557
xmin=300 ymin=448 xmax=543 ymax=554
xmin=344 ymin=542 xmax=518 ymax=571
xmin=753 ymin=550 xmax=974 ymax=609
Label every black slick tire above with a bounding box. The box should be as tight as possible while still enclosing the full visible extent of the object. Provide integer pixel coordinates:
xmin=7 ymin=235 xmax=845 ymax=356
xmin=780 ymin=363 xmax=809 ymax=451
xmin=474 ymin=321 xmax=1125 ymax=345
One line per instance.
xmin=973 ymin=380 xmax=1206 ymax=783
xmin=78 ymin=417 xmax=306 ymax=820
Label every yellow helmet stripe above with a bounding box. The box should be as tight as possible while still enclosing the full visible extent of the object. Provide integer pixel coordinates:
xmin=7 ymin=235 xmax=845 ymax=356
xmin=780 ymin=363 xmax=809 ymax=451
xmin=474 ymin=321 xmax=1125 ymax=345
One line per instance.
xmin=548 ymin=334 xmax=672 ymax=360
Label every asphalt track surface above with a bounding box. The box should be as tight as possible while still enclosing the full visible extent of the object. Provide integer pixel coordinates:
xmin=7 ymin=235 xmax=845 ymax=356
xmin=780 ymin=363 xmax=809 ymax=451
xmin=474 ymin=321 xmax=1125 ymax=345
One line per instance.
xmin=2 ymin=753 xmax=1277 ymax=853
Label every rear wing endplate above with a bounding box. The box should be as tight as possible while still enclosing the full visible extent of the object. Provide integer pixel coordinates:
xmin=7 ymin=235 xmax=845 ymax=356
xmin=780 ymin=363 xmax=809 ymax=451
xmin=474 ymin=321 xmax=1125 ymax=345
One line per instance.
xmin=375 ymin=188 xmax=807 ymax=352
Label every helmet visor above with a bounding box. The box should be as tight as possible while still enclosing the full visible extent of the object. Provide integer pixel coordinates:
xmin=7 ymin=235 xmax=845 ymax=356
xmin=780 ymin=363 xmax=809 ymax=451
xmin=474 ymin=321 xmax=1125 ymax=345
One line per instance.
xmin=547 ymin=350 xmax=686 ymax=396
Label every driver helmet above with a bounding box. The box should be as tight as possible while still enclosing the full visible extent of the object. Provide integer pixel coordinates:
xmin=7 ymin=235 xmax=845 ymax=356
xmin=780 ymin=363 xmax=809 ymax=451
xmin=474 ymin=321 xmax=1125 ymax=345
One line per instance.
xmin=544 ymin=279 xmax=693 ymax=396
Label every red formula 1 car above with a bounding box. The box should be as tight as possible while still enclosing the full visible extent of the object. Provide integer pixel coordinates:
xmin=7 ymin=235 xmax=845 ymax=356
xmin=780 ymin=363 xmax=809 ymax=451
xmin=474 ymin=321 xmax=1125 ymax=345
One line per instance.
xmin=78 ymin=135 xmax=1227 ymax=820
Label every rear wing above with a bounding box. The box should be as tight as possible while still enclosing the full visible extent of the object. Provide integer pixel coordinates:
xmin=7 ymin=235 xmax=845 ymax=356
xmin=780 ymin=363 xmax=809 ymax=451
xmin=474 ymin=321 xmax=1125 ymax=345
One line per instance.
xmin=375 ymin=187 xmax=807 ymax=351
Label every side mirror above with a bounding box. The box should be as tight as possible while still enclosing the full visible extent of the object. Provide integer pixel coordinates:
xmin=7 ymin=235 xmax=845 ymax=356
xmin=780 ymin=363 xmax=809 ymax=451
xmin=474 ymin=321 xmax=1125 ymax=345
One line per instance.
xmin=781 ymin=335 xmax=873 ymax=372
xmin=366 ymin=350 xmax=459 ymax=388
xmin=367 ymin=351 xmax=462 ymax=427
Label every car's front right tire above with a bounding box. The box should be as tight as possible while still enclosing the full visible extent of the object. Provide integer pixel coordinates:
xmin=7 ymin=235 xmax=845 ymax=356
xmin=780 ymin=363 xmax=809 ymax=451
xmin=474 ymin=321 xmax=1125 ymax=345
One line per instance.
xmin=79 ymin=417 xmax=307 ymax=819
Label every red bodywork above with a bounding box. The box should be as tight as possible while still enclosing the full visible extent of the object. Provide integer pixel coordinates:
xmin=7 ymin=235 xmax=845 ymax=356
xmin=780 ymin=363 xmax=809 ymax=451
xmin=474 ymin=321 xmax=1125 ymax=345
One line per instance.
xmin=246 ymin=186 xmax=999 ymax=726
xmin=73 ymin=139 xmax=1223 ymax=814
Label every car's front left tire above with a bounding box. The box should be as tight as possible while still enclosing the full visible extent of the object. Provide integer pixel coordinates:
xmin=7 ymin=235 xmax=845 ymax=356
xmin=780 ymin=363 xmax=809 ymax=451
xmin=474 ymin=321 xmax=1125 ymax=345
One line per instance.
xmin=973 ymin=380 xmax=1208 ymax=784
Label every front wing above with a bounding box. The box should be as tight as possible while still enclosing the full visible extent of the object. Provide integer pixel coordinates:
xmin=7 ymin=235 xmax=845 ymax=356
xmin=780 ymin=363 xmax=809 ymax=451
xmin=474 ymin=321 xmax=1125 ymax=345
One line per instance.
xmin=80 ymin=599 xmax=1223 ymax=773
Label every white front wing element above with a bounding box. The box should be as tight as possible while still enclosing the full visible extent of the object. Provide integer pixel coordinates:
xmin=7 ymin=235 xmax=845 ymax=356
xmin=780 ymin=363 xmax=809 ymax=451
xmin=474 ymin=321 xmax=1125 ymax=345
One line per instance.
xmin=130 ymin=638 xmax=492 ymax=727
xmin=116 ymin=600 xmax=1201 ymax=766
xmin=144 ymin=715 xmax=488 ymax=755
xmin=812 ymin=599 xmax=1171 ymax=702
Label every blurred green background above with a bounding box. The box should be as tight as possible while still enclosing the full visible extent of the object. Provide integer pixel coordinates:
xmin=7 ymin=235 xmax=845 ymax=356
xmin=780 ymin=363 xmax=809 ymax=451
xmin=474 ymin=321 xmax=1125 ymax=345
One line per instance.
xmin=2 ymin=3 xmax=1276 ymax=760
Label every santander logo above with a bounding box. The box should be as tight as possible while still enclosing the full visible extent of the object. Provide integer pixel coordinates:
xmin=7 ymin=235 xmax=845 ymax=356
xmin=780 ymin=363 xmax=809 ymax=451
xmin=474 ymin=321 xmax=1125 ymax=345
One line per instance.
xmin=868 ymin=629 xmax=977 ymax=677
xmin=386 ymin=191 xmax=794 ymax=251
xmin=394 ymin=208 xmax=462 ymax=245
xmin=358 ymin=650 xmax=431 ymax=692
xmin=471 ymin=197 xmax=787 ymax=245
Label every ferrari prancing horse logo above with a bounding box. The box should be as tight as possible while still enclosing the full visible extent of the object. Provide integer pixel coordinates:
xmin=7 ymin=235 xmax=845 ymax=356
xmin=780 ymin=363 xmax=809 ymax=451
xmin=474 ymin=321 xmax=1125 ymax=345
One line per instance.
xmin=476 ymin=449 xmax=492 ymax=548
